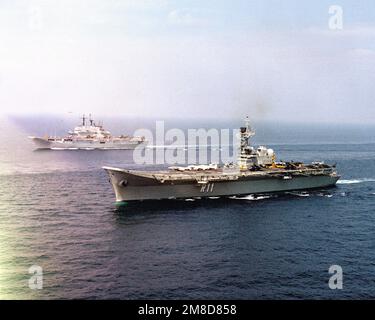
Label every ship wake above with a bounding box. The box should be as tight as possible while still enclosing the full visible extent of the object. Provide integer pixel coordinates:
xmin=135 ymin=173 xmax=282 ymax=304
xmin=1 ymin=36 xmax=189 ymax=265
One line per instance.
xmin=337 ymin=178 xmax=375 ymax=185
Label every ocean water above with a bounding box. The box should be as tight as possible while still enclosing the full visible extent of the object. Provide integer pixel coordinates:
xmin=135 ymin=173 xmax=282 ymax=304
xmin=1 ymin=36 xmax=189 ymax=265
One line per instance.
xmin=1 ymin=116 xmax=375 ymax=299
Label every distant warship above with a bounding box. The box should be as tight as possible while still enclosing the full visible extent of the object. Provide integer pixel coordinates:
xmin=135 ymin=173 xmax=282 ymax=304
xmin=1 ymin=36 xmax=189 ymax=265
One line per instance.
xmin=29 ymin=114 xmax=146 ymax=150
xmin=104 ymin=118 xmax=340 ymax=203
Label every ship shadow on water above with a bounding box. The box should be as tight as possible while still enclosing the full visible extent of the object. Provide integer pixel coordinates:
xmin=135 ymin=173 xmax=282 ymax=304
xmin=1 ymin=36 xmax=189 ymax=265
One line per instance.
xmin=114 ymin=197 xmax=242 ymax=215
xmin=113 ymin=187 xmax=337 ymax=216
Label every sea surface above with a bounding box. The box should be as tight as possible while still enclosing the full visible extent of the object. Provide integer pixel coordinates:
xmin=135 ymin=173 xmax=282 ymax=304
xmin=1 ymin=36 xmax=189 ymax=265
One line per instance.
xmin=1 ymin=116 xmax=375 ymax=299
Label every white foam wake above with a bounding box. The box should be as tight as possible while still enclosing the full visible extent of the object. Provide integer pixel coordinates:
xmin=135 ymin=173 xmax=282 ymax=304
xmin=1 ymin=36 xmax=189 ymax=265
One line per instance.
xmin=337 ymin=178 xmax=375 ymax=185
xmin=286 ymin=191 xmax=310 ymax=197
xmin=232 ymin=194 xmax=273 ymax=201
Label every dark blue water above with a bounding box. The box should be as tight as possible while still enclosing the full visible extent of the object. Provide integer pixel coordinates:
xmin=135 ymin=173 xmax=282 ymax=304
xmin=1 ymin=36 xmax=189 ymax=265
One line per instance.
xmin=1 ymin=117 xmax=375 ymax=299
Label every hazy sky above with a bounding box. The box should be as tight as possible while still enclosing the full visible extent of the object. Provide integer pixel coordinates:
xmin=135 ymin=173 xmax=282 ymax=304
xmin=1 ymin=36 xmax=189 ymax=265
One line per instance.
xmin=1 ymin=0 xmax=375 ymax=123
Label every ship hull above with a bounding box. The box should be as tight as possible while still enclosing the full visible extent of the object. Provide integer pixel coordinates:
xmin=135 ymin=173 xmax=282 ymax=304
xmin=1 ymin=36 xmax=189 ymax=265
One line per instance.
xmin=104 ymin=167 xmax=340 ymax=202
xmin=29 ymin=137 xmax=146 ymax=150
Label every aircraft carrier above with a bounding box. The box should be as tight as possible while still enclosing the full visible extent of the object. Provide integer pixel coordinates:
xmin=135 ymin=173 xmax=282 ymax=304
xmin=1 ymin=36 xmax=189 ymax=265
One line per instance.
xmin=29 ymin=114 xmax=147 ymax=150
xmin=103 ymin=118 xmax=340 ymax=203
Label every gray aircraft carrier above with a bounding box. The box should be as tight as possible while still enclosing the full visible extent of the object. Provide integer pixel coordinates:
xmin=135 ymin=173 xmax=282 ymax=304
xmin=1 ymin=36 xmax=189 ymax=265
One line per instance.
xmin=103 ymin=119 xmax=340 ymax=203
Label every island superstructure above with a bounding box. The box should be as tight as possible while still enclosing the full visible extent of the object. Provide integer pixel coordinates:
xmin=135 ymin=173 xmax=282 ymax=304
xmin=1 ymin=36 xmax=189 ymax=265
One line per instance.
xmin=29 ymin=115 xmax=147 ymax=150
xmin=103 ymin=118 xmax=340 ymax=203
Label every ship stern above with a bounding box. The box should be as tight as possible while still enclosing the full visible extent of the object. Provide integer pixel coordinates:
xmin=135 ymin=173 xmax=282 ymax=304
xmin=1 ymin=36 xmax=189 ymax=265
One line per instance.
xmin=28 ymin=136 xmax=52 ymax=149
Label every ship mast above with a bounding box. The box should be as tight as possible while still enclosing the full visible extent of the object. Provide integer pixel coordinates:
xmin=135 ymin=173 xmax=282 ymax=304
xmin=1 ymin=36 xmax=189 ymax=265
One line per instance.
xmin=242 ymin=116 xmax=255 ymax=144
xmin=237 ymin=116 xmax=255 ymax=171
